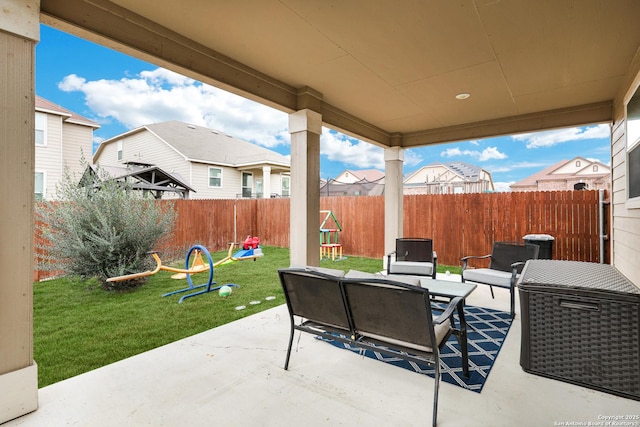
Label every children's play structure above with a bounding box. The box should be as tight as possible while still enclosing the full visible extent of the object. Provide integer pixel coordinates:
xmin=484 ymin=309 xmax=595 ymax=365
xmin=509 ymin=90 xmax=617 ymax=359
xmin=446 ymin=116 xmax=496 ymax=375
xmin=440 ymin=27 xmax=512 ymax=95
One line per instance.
xmin=319 ymin=210 xmax=345 ymax=261
xmin=107 ymin=236 xmax=263 ymax=303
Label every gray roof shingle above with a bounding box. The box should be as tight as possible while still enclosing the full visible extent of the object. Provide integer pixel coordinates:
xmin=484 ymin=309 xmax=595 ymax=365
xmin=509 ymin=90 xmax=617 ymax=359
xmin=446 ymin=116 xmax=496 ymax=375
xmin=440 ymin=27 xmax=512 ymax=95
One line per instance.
xmin=145 ymin=121 xmax=289 ymax=167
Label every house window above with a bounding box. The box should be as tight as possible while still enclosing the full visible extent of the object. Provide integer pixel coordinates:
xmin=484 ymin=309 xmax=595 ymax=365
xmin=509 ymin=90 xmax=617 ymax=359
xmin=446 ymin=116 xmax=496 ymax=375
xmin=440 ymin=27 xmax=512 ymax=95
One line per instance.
xmin=593 ymin=165 xmax=598 ymax=172
xmin=242 ymin=172 xmax=253 ymax=197
xmin=627 ymin=83 xmax=640 ymax=205
xmin=35 ymin=171 xmax=45 ymax=201
xmin=117 ymin=140 xmax=123 ymax=161
xmin=209 ymin=167 xmax=222 ymax=188
xmin=575 ymin=160 xmax=581 ymax=167
xmin=35 ymin=112 xmax=47 ymax=146
xmin=281 ymin=175 xmax=290 ymax=196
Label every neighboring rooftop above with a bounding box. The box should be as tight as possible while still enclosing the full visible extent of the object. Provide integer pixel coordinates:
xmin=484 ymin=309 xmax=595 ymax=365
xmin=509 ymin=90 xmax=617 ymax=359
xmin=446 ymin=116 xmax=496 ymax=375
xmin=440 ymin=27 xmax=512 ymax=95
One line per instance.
xmin=510 ymin=157 xmax=611 ymax=190
xmin=94 ymin=121 xmax=290 ymax=169
xmin=338 ymin=169 xmax=385 ymax=182
xmin=35 ymin=96 xmax=100 ymax=129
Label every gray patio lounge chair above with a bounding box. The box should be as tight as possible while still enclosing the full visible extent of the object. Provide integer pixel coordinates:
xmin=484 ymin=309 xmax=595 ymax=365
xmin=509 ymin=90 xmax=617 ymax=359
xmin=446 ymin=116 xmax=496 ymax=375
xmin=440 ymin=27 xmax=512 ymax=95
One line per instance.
xmin=461 ymin=241 xmax=539 ymax=318
xmin=387 ymin=237 xmax=437 ymax=279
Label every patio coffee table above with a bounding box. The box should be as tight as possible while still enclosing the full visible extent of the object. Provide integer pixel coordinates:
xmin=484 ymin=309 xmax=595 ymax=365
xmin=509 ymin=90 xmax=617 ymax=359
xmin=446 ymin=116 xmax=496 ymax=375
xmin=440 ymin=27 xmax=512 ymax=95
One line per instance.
xmin=419 ymin=278 xmax=478 ymax=301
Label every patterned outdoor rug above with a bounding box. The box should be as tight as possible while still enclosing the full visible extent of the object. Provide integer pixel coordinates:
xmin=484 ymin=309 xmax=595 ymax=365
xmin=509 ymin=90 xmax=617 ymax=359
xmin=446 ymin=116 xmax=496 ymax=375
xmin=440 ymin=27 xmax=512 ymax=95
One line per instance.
xmin=318 ymin=305 xmax=512 ymax=393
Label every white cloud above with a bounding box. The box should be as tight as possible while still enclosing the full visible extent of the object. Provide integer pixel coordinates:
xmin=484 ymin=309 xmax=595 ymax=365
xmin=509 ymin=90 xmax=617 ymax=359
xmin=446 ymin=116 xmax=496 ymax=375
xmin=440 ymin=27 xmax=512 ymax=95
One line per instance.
xmin=440 ymin=146 xmax=507 ymax=161
xmin=402 ymin=149 xmax=423 ymax=168
xmin=320 ymin=131 xmax=384 ymax=170
xmin=58 ymin=68 xmax=289 ymax=148
xmin=478 ymin=147 xmax=507 ymax=161
xmin=441 ymin=147 xmax=463 ymax=157
xmin=512 ymin=124 xmax=610 ymax=149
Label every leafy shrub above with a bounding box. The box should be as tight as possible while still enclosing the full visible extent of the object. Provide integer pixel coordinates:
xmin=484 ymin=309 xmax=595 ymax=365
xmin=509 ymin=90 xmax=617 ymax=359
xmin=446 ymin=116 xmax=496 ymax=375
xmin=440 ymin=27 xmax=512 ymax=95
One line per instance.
xmin=36 ymin=164 xmax=176 ymax=290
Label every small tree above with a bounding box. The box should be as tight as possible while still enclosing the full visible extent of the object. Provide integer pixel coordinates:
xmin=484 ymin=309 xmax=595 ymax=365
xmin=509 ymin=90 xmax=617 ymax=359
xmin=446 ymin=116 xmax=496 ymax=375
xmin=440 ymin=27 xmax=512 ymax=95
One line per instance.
xmin=36 ymin=163 xmax=176 ymax=290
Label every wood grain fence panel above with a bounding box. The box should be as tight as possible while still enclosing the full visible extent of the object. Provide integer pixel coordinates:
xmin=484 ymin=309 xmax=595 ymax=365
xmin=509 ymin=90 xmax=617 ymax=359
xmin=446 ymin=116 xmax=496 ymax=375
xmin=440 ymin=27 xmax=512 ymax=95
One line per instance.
xmin=320 ymin=196 xmax=384 ymax=259
xmin=255 ymin=198 xmax=289 ymax=248
xmin=34 ymin=190 xmax=607 ymax=279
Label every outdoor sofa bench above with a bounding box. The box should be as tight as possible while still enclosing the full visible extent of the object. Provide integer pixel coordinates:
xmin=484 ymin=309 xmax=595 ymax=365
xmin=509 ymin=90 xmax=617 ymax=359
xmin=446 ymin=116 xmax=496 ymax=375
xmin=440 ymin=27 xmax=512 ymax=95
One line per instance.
xmin=278 ymin=266 xmax=470 ymax=427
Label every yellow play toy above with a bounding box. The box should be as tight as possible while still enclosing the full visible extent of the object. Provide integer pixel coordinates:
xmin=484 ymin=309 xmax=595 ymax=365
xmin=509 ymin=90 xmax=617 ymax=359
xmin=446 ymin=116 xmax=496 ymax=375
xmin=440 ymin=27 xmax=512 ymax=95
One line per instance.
xmin=106 ymin=242 xmax=264 ymax=303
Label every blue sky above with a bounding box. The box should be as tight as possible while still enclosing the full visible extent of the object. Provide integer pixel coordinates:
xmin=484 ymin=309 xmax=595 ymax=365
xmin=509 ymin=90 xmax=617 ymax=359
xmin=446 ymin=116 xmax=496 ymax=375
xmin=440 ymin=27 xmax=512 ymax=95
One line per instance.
xmin=36 ymin=25 xmax=611 ymax=192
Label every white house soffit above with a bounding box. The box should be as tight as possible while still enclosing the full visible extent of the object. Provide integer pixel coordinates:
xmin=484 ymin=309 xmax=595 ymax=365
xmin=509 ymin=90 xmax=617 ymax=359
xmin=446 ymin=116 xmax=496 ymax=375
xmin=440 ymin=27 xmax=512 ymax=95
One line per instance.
xmin=235 ymin=161 xmax=290 ymax=169
xmin=64 ymin=118 xmax=101 ymax=128
xmin=186 ymin=158 xmax=234 ymax=168
xmin=35 ymin=107 xmax=72 ymax=118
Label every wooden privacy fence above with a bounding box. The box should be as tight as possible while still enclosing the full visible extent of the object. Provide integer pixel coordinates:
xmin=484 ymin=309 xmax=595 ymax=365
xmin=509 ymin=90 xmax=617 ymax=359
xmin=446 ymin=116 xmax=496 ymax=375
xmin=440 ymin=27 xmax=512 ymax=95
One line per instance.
xmin=157 ymin=190 xmax=606 ymax=265
xmin=34 ymin=190 xmax=607 ymax=280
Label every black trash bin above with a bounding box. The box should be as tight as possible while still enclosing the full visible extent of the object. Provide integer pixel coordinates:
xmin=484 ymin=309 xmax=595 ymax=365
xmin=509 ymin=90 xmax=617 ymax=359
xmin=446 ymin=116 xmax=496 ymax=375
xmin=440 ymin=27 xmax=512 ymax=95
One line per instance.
xmin=523 ymin=234 xmax=554 ymax=259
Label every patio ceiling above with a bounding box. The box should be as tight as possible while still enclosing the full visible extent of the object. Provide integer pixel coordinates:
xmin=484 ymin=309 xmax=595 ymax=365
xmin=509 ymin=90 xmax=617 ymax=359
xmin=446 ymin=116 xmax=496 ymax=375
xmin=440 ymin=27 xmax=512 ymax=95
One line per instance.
xmin=41 ymin=0 xmax=640 ymax=147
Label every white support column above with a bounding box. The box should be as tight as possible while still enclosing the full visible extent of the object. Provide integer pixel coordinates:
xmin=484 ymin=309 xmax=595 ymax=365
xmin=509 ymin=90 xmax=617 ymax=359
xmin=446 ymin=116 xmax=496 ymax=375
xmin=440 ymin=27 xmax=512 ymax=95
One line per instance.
xmin=384 ymin=146 xmax=404 ymax=265
xmin=262 ymin=166 xmax=271 ymax=198
xmin=0 ymin=1 xmax=40 ymax=423
xmin=288 ymin=109 xmax=322 ymax=267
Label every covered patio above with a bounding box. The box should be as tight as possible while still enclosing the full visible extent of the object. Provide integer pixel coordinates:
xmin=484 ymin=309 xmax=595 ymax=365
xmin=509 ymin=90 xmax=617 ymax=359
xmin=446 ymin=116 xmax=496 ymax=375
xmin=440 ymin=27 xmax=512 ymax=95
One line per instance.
xmin=2 ymin=1 xmax=640 ymax=424
xmin=4 ymin=276 xmax=637 ymax=426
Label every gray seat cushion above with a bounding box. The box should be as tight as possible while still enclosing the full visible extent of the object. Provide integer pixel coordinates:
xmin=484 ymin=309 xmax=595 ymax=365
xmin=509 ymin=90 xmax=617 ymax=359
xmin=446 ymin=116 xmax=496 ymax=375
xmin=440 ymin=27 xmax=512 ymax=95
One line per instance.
xmin=385 ymin=274 xmax=421 ymax=287
xmin=389 ymin=261 xmax=434 ymax=276
xmin=360 ymin=317 xmax=451 ymax=353
xmin=305 ymin=266 xmax=345 ymax=277
xmin=344 ymin=269 xmax=380 ymax=279
xmin=346 ymin=270 xmax=421 ymax=288
xmin=463 ymin=268 xmax=517 ymax=288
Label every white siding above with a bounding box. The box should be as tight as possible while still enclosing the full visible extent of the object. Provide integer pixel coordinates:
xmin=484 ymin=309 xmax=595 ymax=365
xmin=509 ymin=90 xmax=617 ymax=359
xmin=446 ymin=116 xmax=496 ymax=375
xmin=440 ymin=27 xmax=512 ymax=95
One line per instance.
xmin=554 ymin=159 xmax=587 ymax=174
xmin=405 ymin=165 xmax=449 ymax=184
xmin=334 ymin=171 xmax=360 ymax=183
xmin=611 ymin=57 xmax=640 ymax=286
xmin=61 ymin=122 xmax=93 ymax=176
xmin=191 ymin=163 xmax=242 ymax=199
xmin=95 ymin=131 xmax=193 ymax=194
xmin=34 ymin=114 xmax=62 ymax=200
xmin=34 ymin=112 xmax=96 ymax=200
xmin=270 ymin=172 xmax=284 ymax=197
xmin=94 ymin=129 xmax=290 ymax=199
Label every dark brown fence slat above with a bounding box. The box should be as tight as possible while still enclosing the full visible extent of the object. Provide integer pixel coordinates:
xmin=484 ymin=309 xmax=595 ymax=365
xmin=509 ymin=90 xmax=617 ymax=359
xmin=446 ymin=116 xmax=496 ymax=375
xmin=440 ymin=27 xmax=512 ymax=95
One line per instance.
xmin=34 ymin=190 xmax=605 ymax=279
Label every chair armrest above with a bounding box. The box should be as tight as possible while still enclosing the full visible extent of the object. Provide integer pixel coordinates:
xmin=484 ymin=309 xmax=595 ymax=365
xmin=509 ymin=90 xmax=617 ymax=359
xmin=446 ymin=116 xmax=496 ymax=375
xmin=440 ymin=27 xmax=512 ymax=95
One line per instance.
xmin=432 ymin=251 xmax=438 ymax=279
xmin=386 ymin=251 xmax=397 ymax=274
xmin=433 ymin=296 xmax=463 ymax=324
xmin=509 ymin=261 xmax=525 ymax=286
xmin=510 ymin=261 xmax=525 ymax=269
xmin=461 ymin=254 xmax=490 ymax=271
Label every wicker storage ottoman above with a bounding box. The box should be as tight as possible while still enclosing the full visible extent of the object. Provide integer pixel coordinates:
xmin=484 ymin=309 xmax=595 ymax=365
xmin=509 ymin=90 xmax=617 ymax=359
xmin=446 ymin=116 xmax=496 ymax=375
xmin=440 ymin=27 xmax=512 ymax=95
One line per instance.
xmin=518 ymin=260 xmax=640 ymax=400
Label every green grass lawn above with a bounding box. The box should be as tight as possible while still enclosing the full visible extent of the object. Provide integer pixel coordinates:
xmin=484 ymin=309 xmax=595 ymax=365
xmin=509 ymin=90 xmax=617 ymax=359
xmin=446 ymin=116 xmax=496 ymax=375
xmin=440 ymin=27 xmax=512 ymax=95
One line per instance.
xmin=34 ymin=247 xmax=461 ymax=388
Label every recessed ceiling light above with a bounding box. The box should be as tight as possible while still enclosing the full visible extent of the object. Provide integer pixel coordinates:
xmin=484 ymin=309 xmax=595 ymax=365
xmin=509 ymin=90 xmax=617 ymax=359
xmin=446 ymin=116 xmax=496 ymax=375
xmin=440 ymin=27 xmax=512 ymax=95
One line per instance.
xmin=455 ymin=93 xmax=471 ymax=100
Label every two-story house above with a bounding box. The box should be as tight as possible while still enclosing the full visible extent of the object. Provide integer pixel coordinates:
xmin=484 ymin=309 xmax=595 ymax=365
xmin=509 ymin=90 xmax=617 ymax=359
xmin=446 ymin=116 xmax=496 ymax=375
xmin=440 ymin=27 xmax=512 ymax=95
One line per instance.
xmin=93 ymin=121 xmax=291 ymax=199
xmin=404 ymin=162 xmax=495 ymax=194
xmin=35 ymin=96 xmax=99 ymax=200
xmin=321 ymin=169 xmax=385 ymax=196
xmin=510 ymin=157 xmax=611 ymax=192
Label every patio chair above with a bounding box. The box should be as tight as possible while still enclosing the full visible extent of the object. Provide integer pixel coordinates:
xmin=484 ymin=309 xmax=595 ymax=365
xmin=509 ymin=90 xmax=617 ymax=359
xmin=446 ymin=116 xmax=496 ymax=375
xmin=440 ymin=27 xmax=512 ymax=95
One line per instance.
xmin=387 ymin=238 xmax=437 ymax=280
xmin=461 ymin=241 xmax=539 ymax=318
xmin=278 ymin=267 xmax=466 ymax=427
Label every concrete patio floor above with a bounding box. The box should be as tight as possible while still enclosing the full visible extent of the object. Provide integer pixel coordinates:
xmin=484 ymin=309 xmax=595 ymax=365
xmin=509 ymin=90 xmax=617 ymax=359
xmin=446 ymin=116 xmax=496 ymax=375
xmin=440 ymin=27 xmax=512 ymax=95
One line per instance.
xmin=5 ymin=274 xmax=640 ymax=427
